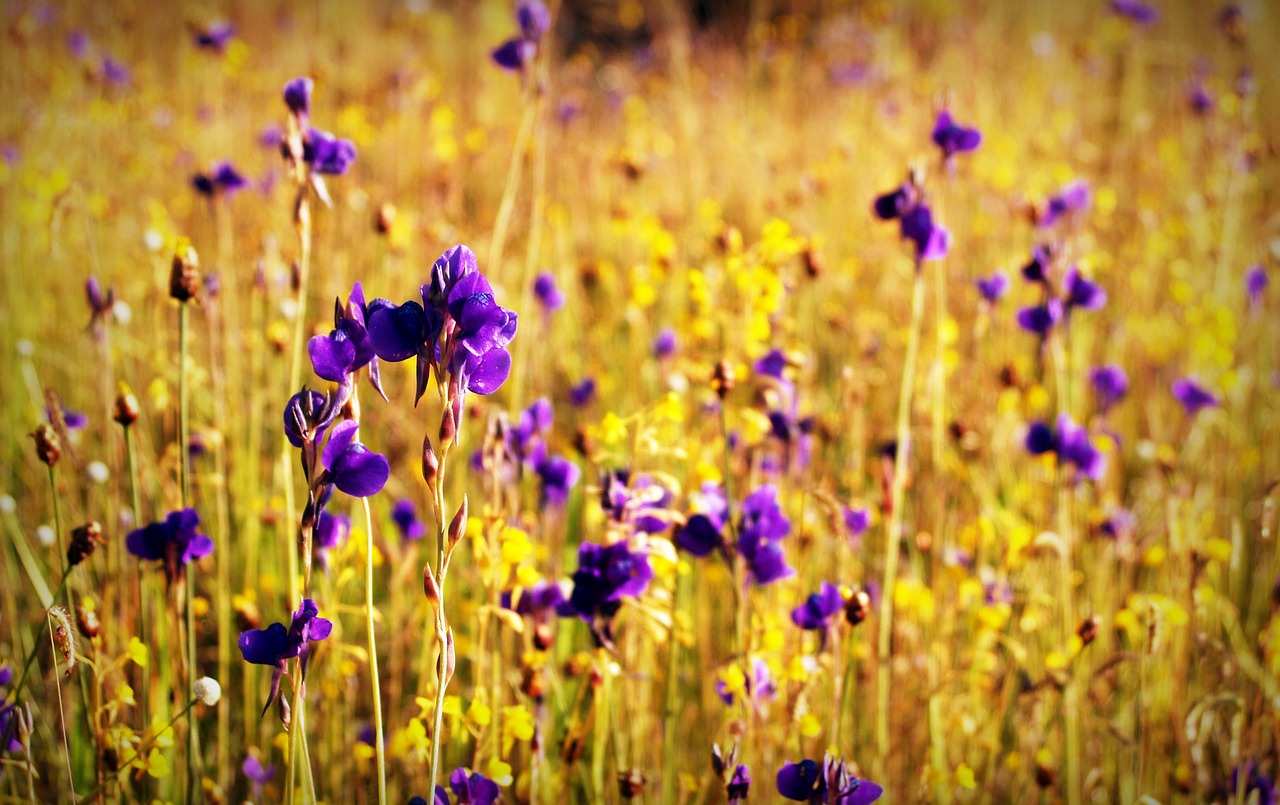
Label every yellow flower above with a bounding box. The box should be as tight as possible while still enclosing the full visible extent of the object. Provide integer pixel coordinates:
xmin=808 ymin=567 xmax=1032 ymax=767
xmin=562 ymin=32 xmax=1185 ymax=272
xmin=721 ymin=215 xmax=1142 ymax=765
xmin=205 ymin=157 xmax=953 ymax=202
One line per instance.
xmin=502 ymin=705 xmax=535 ymax=754
xmin=127 ymin=636 xmax=149 ymax=667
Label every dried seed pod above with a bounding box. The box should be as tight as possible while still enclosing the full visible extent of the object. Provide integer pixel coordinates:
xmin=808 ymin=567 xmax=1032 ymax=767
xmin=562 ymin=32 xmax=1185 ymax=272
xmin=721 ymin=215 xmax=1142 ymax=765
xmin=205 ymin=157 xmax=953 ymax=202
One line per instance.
xmin=32 ymin=423 xmax=62 ymax=466
xmin=374 ymin=202 xmax=396 ymax=235
xmin=77 ymin=602 xmax=101 ymax=640
xmin=422 ymin=434 xmax=439 ymax=490
xmin=712 ymin=360 xmax=736 ymax=399
xmin=113 ymin=388 xmax=141 ymax=427
xmin=67 ymin=521 xmax=106 ymax=568
xmin=618 ymin=769 xmax=645 ymax=799
xmin=1077 ymin=615 xmax=1100 ymax=646
xmin=169 ymin=245 xmax=202 ymax=303
xmin=844 ymin=587 xmax=872 ymax=626
xmin=49 ymin=607 xmax=77 ymax=677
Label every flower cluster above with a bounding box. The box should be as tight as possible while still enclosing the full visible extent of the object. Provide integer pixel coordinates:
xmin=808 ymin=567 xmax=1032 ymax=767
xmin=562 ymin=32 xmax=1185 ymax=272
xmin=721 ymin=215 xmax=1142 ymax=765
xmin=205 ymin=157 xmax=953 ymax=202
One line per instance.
xmin=281 ymin=77 xmax=357 ymax=204
xmin=192 ymin=161 xmax=247 ymax=198
xmin=931 ymin=110 xmax=982 ymax=161
xmin=1015 ymin=252 xmax=1106 ymax=338
xmin=368 ymin=245 xmax=518 ymax=416
xmin=409 ymin=766 xmax=502 ymax=805
xmin=473 ymin=398 xmax=580 ymax=506
xmin=308 ymin=282 xmax=389 ymax=400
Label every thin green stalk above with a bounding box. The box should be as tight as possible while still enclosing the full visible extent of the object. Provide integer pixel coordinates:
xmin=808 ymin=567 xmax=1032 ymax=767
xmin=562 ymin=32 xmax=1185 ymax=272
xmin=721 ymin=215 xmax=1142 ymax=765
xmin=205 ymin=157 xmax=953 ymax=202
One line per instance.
xmin=660 ymin=569 xmax=686 ymax=803
xmin=876 ymin=262 xmax=926 ymax=783
xmin=363 ymin=496 xmax=387 ymax=805
xmin=177 ymin=300 xmax=201 ymax=804
xmin=123 ymin=425 xmax=149 ymax=742
xmin=1051 ymin=333 xmax=1081 ymax=805
xmin=427 ymin=445 xmax=451 ymax=797
xmin=179 ymin=302 xmax=191 ymax=509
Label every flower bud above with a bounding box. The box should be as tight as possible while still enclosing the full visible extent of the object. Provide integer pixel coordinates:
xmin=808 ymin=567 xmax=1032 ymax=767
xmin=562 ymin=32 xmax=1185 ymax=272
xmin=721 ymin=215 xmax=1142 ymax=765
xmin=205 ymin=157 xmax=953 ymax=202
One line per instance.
xmin=169 ymin=245 xmax=202 ymax=303
xmin=712 ymin=360 xmax=735 ymax=400
xmin=423 ymin=565 xmax=441 ymax=602
xmin=77 ymin=601 xmax=101 ymax=639
xmin=67 ymin=521 xmax=106 ymax=568
xmin=374 ymin=202 xmax=396 ymax=235
xmin=422 ymin=434 xmax=439 ymax=489
xmin=1077 ymin=615 xmax=1100 ymax=647
xmin=439 ymin=405 xmax=457 ymax=445
xmin=448 ymin=496 xmax=468 ymax=547
xmin=444 ymin=627 xmax=456 ymax=686
xmin=113 ymin=387 xmax=141 ymax=427
xmin=32 ymin=423 xmax=62 ymax=466
xmin=278 ymin=692 xmax=292 ymax=730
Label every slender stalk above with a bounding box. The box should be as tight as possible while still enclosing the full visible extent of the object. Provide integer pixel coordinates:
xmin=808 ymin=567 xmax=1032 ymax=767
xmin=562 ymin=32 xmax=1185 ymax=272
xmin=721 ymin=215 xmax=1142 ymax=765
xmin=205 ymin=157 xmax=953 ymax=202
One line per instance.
xmin=363 ymin=496 xmax=387 ymax=805
xmin=426 ymin=445 xmax=451 ymax=796
xmin=660 ymin=569 xmax=686 ymax=803
xmin=5 ymin=569 xmax=72 ymax=707
xmin=1052 ymin=332 xmax=1081 ymax=805
xmin=49 ymin=620 xmax=76 ymax=801
xmin=875 ymin=261 xmax=926 ymax=782
xmin=179 ymin=303 xmax=191 ymax=508
xmin=177 ymin=300 xmax=201 ymax=804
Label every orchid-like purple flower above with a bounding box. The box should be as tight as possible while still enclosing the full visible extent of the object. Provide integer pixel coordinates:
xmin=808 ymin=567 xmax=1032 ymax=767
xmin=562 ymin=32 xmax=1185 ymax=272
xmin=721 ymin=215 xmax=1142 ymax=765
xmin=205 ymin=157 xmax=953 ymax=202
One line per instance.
xmin=313 ymin=510 xmax=350 ymax=571
xmin=653 ymin=328 xmax=678 ymax=359
xmin=446 ymin=767 xmax=502 ymax=805
xmin=238 ymin=598 xmax=333 ymax=715
xmin=570 ymin=377 xmax=596 ymax=407
xmin=1089 ymin=365 xmax=1129 ymax=412
xmin=126 ymin=508 xmax=214 ymax=585
xmin=565 ymin=541 xmax=653 ymax=646
xmin=675 ymin=482 xmax=730 ymax=558
xmin=1016 ymin=299 xmax=1064 ymax=336
xmin=368 ymin=245 xmax=517 ymax=410
xmin=1172 ymin=378 xmax=1219 ymax=416
xmin=777 ymin=755 xmax=883 ymax=804
xmin=284 ymin=77 xmax=313 ymax=118
xmin=931 ymin=110 xmax=982 ymax=159
xmin=535 ymin=454 xmax=581 ymax=506
xmin=319 ymin=420 xmax=390 ymax=498
xmin=1063 ymin=266 xmax=1106 ymax=311
xmin=1039 ymin=180 xmax=1091 ymax=227
xmin=194 ymin=21 xmax=236 ymax=52
xmin=1025 ymin=414 xmax=1106 ymax=481
xmin=308 ymin=282 xmax=390 ymax=399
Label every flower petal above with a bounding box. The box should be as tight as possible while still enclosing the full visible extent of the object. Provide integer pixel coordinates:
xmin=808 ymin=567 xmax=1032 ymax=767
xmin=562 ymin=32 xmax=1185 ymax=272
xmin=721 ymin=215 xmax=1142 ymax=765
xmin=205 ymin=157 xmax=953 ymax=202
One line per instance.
xmin=238 ymin=622 xmax=289 ymax=666
xmin=308 ymin=330 xmax=356 ymax=382
xmin=321 ymin=420 xmax=360 ymax=472
xmin=368 ymin=300 xmax=427 ymax=363
xmin=331 ymin=444 xmax=390 ymax=498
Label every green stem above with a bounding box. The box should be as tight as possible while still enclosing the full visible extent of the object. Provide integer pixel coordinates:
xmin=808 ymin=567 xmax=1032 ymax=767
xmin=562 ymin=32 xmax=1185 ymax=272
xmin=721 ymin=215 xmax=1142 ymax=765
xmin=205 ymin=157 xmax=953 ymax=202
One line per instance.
xmin=4 ymin=569 xmax=72 ymax=708
xmin=179 ymin=302 xmax=191 ymax=509
xmin=660 ymin=569 xmax=686 ymax=803
xmin=363 ymin=497 xmax=387 ymax=805
xmin=876 ymin=262 xmax=926 ymax=782
xmin=1052 ymin=333 xmax=1081 ymax=805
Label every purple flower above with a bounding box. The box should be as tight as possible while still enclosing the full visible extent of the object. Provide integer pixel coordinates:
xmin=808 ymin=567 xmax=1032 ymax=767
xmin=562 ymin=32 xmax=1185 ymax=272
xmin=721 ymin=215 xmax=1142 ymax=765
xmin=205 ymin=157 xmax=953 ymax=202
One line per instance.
xmin=194 ymin=21 xmax=236 ymax=51
xmin=1189 ymin=82 xmax=1214 ymax=114
xmin=283 ymin=389 xmax=336 ymax=450
xmin=502 ymin=579 xmax=570 ymax=618
xmin=192 ymin=161 xmax=248 ymax=197
xmin=319 ymin=420 xmax=390 ymax=498
xmin=777 ymin=755 xmax=883 ymax=804
xmin=101 ymin=57 xmax=130 ymax=86
xmin=1025 ymin=414 xmax=1106 ymax=481
xmin=238 ymin=598 xmax=333 ymax=715
xmin=1229 ymin=761 xmax=1275 ymax=805
xmin=126 ymin=508 xmax=214 ymax=584
xmin=1021 ymin=246 xmax=1051 ymax=284
xmin=0 ymin=665 xmax=22 ymax=752
xmin=68 ymin=30 xmax=90 ymax=59
xmin=1016 ymin=299 xmax=1063 ymax=336
xmin=308 ymin=282 xmax=390 ymax=398
xmin=675 ymin=483 xmax=730 ymax=557
xmin=899 ymin=203 xmax=950 ymax=262
xmin=931 ymin=110 xmax=982 ymax=159
xmin=447 ymin=767 xmax=502 ymax=805
xmin=754 ymin=349 xmax=789 ymax=381
xmin=313 ymin=511 xmax=350 ymax=570
xmin=975 ymin=271 xmax=1009 ymax=303
xmin=566 ymin=541 xmax=653 ymax=624
xmin=570 ymin=377 xmax=596 ymax=407
xmin=284 ymin=77 xmax=313 ymax=117
xmin=392 ymin=499 xmax=426 ymax=542
xmin=1171 ymin=378 xmax=1219 ymax=415
xmin=873 ymin=185 xmax=914 ymax=221
xmin=533 ymin=271 xmax=565 ymax=311
xmin=842 ymin=506 xmax=869 ymax=541
xmin=1062 ymin=267 xmax=1106 ymax=311
xmin=601 ymin=470 xmax=673 ymax=534
xmin=1039 ymin=180 xmax=1092 ymax=227
xmin=370 ymin=245 xmax=516 ymax=407
xmin=303 ymin=128 xmax=357 ymax=176
xmin=1089 ymin=365 xmax=1129 ymax=411
xmin=727 ymin=764 xmax=752 ymax=803
xmin=242 ymin=753 xmax=275 ymax=786
xmin=516 ymin=0 xmax=552 ymax=41
xmin=737 ymin=484 xmax=794 ymax=585
xmin=653 ymin=328 xmax=678 ymax=359
xmin=792 ymin=583 xmax=844 ymax=631
xmin=1111 ymin=0 xmax=1158 ymax=26
xmin=1247 ymin=265 xmax=1268 ymax=307
xmin=535 ymin=454 xmax=581 ymax=506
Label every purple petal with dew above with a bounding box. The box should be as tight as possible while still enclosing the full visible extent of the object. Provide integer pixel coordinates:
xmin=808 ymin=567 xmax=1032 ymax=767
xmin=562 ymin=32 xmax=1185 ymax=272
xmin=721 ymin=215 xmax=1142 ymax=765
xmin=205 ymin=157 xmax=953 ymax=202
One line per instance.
xmin=465 ymin=348 xmax=512 ymax=395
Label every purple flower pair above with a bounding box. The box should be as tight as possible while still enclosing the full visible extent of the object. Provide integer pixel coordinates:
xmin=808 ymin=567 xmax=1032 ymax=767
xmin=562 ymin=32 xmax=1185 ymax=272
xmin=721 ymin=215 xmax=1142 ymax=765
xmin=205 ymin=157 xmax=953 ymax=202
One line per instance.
xmin=1025 ymin=414 xmax=1106 ymax=481
xmin=307 ymin=282 xmax=389 ymax=399
xmin=126 ymin=508 xmax=215 ymax=585
xmin=776 ymin=754 xmax=883 ymax=804
xmin=873 ymin=181 xmax=949 ymax=263
xmin=492 ymin=0 xmax=551 ymax=71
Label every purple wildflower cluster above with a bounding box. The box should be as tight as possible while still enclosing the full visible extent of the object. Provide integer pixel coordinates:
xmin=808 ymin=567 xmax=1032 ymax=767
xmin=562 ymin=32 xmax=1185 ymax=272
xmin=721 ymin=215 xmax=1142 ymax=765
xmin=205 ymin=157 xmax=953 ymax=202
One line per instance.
xmin=1015 ymin=248 xmax=1106 ymax=337
xmin=238 ymin=598 xmax=333 ymax=715
xmin=125 ymin=508 xmax=215 ymax=586
xmin=1025 ymin=413 xmax=1106 ymax=481
xmin=492 ymin=0 xmax=551 ymax=71
xmin=473 ymin=398 xmax=581 ymax=506
xmin=675 ymin=482 xmax=795 ymax=585
xmin=777 ymin=754 xmax=884 ymax=803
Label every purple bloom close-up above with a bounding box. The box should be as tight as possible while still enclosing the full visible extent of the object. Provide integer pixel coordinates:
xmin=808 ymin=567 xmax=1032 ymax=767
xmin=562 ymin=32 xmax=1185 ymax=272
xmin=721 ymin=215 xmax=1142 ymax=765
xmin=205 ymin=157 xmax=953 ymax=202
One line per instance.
xmin=1063 ymin=266 xmax=1106 ymax=311
xmin=1246 ymin=264 xmax=1268 ymax=307
xmin=899 ymin=203 xmax=950 ymax=262
xmin=516 ymin=0 xmax=552 ymax=42
xmin=570 ymin=377 xmax=596 ymax=407
xmin=193 ymin=161 xmax=248 ymax=197
xmin=284 ymin=77 xmax=313 ymax=116
xmin=448 ymin=766 xmax=501 ymax=805
xmin=1016 ymin=299 xmax=1063 ymax=336
xmin=737 ymin=484 xmax=794 ymax=585
xmin=308 ymin=282 xmax=390 ymax=398
xmin=776 ymin=755 xmax=883 ymax=804
xmin=535 ymin=454 xmax=581 ymax=506
xmin=304 ymin=127 xmax=357 ymax=176
xmin=320 ymin=419 xmax=390 ymax=498
xmin=566 ymin=540 xmax=653 ymax=622
xmin=1025 ymin=414 xmax=1106 ymax=481
xmin=194 ymin=21 xmax=236 ymax=51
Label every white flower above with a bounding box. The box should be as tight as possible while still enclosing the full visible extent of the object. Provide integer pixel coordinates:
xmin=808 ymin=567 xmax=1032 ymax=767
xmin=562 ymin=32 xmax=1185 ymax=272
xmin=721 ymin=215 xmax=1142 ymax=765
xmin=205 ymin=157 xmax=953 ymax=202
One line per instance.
xmin=194 ymin=677 xmax=221 ymax=707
